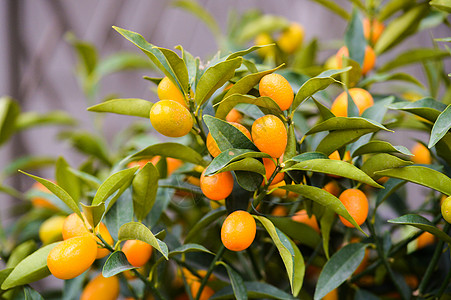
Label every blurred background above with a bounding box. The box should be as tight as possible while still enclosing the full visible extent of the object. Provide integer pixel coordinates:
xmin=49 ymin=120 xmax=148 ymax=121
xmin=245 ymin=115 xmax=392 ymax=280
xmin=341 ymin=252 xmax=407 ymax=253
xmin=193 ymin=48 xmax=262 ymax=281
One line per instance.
xmin=0 ymin=0 xmax=449 ymax=221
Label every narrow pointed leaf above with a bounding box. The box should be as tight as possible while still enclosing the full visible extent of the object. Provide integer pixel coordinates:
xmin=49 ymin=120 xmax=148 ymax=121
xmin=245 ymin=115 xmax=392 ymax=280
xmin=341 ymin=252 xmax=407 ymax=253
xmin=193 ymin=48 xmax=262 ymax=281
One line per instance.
xmin=102 ymin=251 xmax=136 ymax=278
xmin=205 ymin=149 xmax=270 ymax=175
xmin=118 ymin=222 xmax=168 ymax=259
xmin=361 ymin=153 xmax=413 ymax=179
xmin=316 ymin=128 xmax=375 ymax=155
xmin=214 ymin=94 xmax=283 ymax=120
xmin=269 ymin=217 xmax=321 ymax=249
xmin=217 ymin=262 xmax=248 ymax=300
xmin=92 ymin=167 xmax=138 ymax=205
xmin=0 ymin=96 xmax=20 ymax=146
xmin=429 ymin=104 xmax=451 ymax=148
xmin=56 ymin=157 xmax=80 ymax=202
xmin=378 ymin=48 xmax=450 ymax=72
xmin=87 ymin=99 xmax=153 ymax=118
xmin=306 ymin=117 xmax=391 ymax=135
xmin=132 ymin=162 xmax=159 ymax=222
xmin=386 ymin=98 xmax=446 ymax=123
xmin=15 ymin=111 xmax=76 ymax=130
xmin=352 ymin=141 xmax=412 ymax=157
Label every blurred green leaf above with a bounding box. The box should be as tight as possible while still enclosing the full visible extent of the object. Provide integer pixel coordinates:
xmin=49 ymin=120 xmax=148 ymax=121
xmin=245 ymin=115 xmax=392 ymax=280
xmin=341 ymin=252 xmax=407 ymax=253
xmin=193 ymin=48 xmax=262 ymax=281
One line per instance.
xmin=205 ymin=149 xmax=270 ymax=176
xmin=211 ymin=281 xmax=297 ymax=299
xmin=215 ymin=94 xmax=283 ymax=120
xmin=92 ymin=167 xmax=138 ymax=206
xmin=378 ymin=48 xmax=450 ymax=72
xmin=313 ymin=98 xmax=335 ymax=120
xmin=255 ymin=216 xmax=304 ymax=296
xmin=66 ymin=34 xmax=97 ymax=75
xmin=62 ymin=131 xmax=111 ymax=165
xmin=0 ymin=184 xmax=22 ymax=199
xmin=0 ymin=97 xmax=20 ymax=146
xmin=66 ymin=167 xmax=101 ymax=190
xmin=118 ymin=222 xmax=168 ymax=259
xmin=269 ymin=217 xmax=321 ymax=249
xmin=217 ymin=262 xmax=248 ymax=300
xmin=155 ymin=47 xmax=190 ymax=95
xmin=6 ymin=240 xmax=37 ymax=269
xmin=102 ymin=251 xmax=136 ymax=278
xmin=96 ymin=52 xmax=154 ymax=77
xmin=185 ymin=207 xmax=227 ymax=243
xmin=132 ymin=162 xmax=159 ymax=222
xmin=320 ymin=209 xmax=335 ymax=259
xmin=345 ymin=9 xmax=366 ymax=66
xmin=56 ymin=157 xmax=80 ymax=202
xmin=314 ymin=243 xmax=368 ymax=300
xmin=293 ymin=39 xmax=318 ymax=71
xmin=352 ymin=140 xmax=413 ymax=157
xmin=173 ymin=0 xmax=221 ymax=39
xmin=3 ymin=156 xmax=56 ymax=177
xmin=429 ymin=104 xmax=451 ymax=148
xmin=386 ymin=98 xmax=446 ymax=123
xmin=310 ymin=0 xmax=350 ymax=19
xmin=341 ymin=57 xmax=362 ymax=88
xmin=378 ymin=0 xmax=414 ymax=21
xmin=388 ymin=214 xmax=451 ymax=243
xmin=62 ymin=273 xmax=87 ymax=300
xmin=87 ymin=98 xmax=153 ymax=118
xmin=361 ymin=153 xmax=413 ymax=179
xmin=430 ymin=0 xmax=451 ymax=13
xmin=20 ymin=286 xmax=44 ymax=300
xmin=15 ymin=111 xmax=76 ymax=131
xmin=360 ymin=72 xmax=424 ymax=88
xmin=376 ymin=178 xmax=406 ymax=208
xmin=236 ymin=15 xmax=289 ymax=43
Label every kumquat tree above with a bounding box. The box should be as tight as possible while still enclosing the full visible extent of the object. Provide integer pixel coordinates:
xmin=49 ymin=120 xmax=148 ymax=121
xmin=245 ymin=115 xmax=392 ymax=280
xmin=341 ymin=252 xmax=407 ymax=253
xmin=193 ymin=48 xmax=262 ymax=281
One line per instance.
xmin=0 ymin=0 xmax=451 ymax=299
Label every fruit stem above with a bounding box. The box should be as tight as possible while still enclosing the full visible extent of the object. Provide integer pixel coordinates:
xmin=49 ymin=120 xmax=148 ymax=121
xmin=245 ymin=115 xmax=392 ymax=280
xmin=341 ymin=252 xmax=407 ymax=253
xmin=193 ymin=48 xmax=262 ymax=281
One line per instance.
xmin=194 ymin=245 xmax=226 ymax=300
xmin=251 ymin=165 xmax=282 ymax=210
xmin=193 ymin=108 xmax=207 ymax=145
xmin=417 ymin=222 xmax=450 ymax=296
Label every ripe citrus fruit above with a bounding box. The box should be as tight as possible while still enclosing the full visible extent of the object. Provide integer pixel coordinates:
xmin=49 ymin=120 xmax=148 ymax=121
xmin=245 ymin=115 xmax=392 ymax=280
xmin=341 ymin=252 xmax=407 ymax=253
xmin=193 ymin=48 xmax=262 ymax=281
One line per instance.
xmin=323 ymin=181 xmax=341 ymax=197
xmin=252 ymin=115 xmax=287 ymax=158
xmin=329 ymin=150 xmax=351 ymax=162
xmin=331 ymin=88 xmax=374 ymax=117
xmin=80 ymin=274 xmax=120 ymax=300
xmin=441 ymin=196 xmax=451 ymax=223
xmin=263 ymin=157 xmax=284 ymax=185
xmin=206 ymin=122 xmax=251 ymax=157
xmin=259 ymin=74 xmax=294 ymax=110
xmin=190 ymin=281 xmax=215 ymax=300
xmin=277 ymin=22 xmax=304 ymax=54
xmin=292 ymin=210 xmax=320 ymax=233
xmin=31 ymin=182 xmax=58 ymax=210
xmin=336 ymin=45 xmax=376 ymax=75
xmin=221 ymin=210 xmax=256 ymax=251
xmin=149 ymin=100 xmax=193 ymax=137
xmin=122 ymin=239 xmax=153 ymax=267
xmin=62 ymin=213 xmax=114 ymax=259
xmin=225 ymin=108 xmax=243 ymax=123
xmin=338 ymin=189 xmax=369 ymax=228
xmin=127 ymin=156 xmax=160 ymax=169
xmin=268 ymin=181 xmax=298 ymax=199
xmin=416 ymin=232 xmax=435 ymax=249
xmin=271 ymin=205 xmax=288 ymax=216
xmin=157 ymin=76 xmax=187 ymax=107
xmin=255 ymin=33 xmax=275 ymax=58
xmin=200 ymin=169 xmax=234 ymax=201
xmin=411 ymin=142 xmax=431 ymax=164
xmin=47 ymin=236 xmax=97 ymax=279
xmin=39 ymin=215 xmax=65 ymax=245
xmin=323 ymin=289 xmax=338 ymax=300
xmin=363 ymin=18 xmax=384 ymax=44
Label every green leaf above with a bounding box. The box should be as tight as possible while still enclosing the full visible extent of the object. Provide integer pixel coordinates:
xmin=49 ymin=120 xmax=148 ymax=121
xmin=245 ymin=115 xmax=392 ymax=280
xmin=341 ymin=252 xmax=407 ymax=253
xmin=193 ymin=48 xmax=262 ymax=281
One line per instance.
xmin=314 ymin=243 xmax=369 ymax=300
xmin=173 ymin=0 xmax=221 ymax=39
xmin=306 ymin=117 xmax=391 ymax=135
xmin=288 ymin=152 xmax=328 ymax=162
xmin=235 ymin=171 xmax=263 ymax=191
xmin=284 ymin=124 xmax=297 ymax=162
xmin=96 ymin=52 xmax=154 ymax=77
xmin=374 ymin=4 xmax=429 ymax=54
xmin=3 ymin=156 xmax=56 ymax=177
xmin=352 ymin=141 xmax=413 ymax=157
xmin=132 ymin=162 xmax=159 ymax=222
xmin=104 ymin=190 xmax=134 ymax=241
xmin=316 ymin=128 xmax=375 ymax=155
xmin=340 ymin=57 xmax=362 ymax=88
xmin=236 ymin=15 xmax=289 ymax=43
xmin=292 ymin=68 xmax=350 ymax=111
xmin=312 ymin=98 xmax=335 ymax=120
xmin=293 ymin=39 xmax=318 ymax=71
xmin=361 ymin=153 xmax=413 ymax=179
xmin=195 ymin=57 xmax=242 ymax=106
xmin=56 ymin=157 xmax=80 ymax=202
xmin=285 ymin=159 xmax=382 ymax=188
xmin=62 ymin=271 xmax=87 ymax=300
xmin=320 ymin=209 xmax=335 ymax=259
xmin=378 ymin=48 xmax=450 ymax=72
xmin=15 ymin=111 xmax=76 ymax=131
xmin=81 ymin=203 xmax=105 ymax=229
xmin=345 ymin=9 xmax=366 ymax=67
xmin=128 ymin=142 xmax=206 ymax=167
xmin=7 ymin=240 xmax=37 ymax=268
xmin=63 ymin=131 xmax=111 ymax=165
xmin=66 ymin=34 xmax=97 ymax=75
xmin=185 ymin=207 xmax=227 ymax=243
xmin=118 ymin=222 xmax=168 ymax=259
xmin=378 ymin=0 xmax=414 ymax=21
xmin=19 ymin=171 xmax=82 ymax=218
xmin=388 ymin=214 xmax=451 ymax=244
xmin=21 ymin=286 xmax=44 ymax=300
xmin=226 ymin=45 xmax=268 ymax=60
xmin=214 ymin=94 xmax=283 ymax=120
xmin=0 ymin=184 xmax=21 ymax=199
xmin=205 ymin=149 xmax=270 ymax=176
xmin=359 ymin=72 xmax=424 ymax=88
xmin=1 ymin=242 xmax=59 ymax=290
xmin=211 ymin=281 xmax=297 ymax=300
xmin=92 ymin=167 xmax=138 ymax=205
xmin=204 ymin=116 xmax=257 ymax=151
xmin=66 ymin=168 xmax=101 ymax=190
xmin=0 ymin=96 xmax=20 ymax=146
xmin=309 ymin=0 xmax=350 ymax=19
xmin=224 ymin=65 xmax=283 ymax=99
xmin=386 ymin=98 xmax=446 ymax=123
xmin=269 ymin=217 xmax=321 ymax=249
xmin=281 ymin=185 xmax=366 ymax=233
xmin=102 ymin=251 xmax=136 ymax=278
xmin=430 ymin=0 xmax=451 ymax=13
xmin=155 ymin=47 xmax=190 ymax=95
xmin=215 ymin=157 xmax=265 ymax=176
xmin=176 ymin=45 xmax=199 ymax=89
xmin=375 ymin=165 xmax=451 ymax=195
xmin=376 ymin=178 xmax=406 ymax=208
xmin=254 ymin=216 xmax=304 ymax=296
xmin=217 ymin=262 xmax=248 ymax=300
xmin=87 ymin=99 xmax=153 ymax=118
xmin=429 ymin=104 xmax=451 ymax=148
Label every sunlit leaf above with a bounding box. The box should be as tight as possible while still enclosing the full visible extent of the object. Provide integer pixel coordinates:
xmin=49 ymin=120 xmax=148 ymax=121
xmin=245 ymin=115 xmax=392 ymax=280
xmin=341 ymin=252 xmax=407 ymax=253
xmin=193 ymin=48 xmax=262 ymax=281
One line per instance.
xmin=87 ymin=99 xmax=153 ymax=118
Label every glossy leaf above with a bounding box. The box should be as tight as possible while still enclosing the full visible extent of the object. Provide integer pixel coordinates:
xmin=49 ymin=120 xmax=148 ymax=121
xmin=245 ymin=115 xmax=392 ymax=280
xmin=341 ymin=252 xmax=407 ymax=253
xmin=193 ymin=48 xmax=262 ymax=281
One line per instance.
xmin=0 ymin=96 xmax=20 ymax=146
xmin=56 ymin=157 xmax=80 ymax=202
xmin=361 ymin=153 xmax=412 ymax=179
xmin=281 ymin=185 xmax=366 ymax=233
xmin=19 ymin=171 xmax=82 ymax=217
xmin=306 ymin=117 xmax=391 ymax=135
xmin=6 ymin=241 xmax=37 ymax=268
xmin=211 ymin=281 xmax=297 ymax=300
xmin=386 ymin=98 xmax=446 ymax=123
xmin=20 ymin=286 xmax=44 ymax=300
xmin=292 ymin=68 xmax=351 ymax=111
xmin=204 ymin=116 xmax=257 ymax=151
xmin=92 ymin=167 xmax=138 ymax=205
xmin=81 ymin=203 xmax=105 ymax=229
xmin=388 ymin=214 xmax=451 ymax=244
xmin=288 ymin=152 xmax=328 ymax=162
xmin=255 ymin=216 xmax=304 ymax=296
xmin=195 ymin=57 xmax=242 ymax=106
xmin=118 ymin=222 xmax=168 ymax=259
xmin=344 ymin=9 xmax=366 ymax=66
xmin=269 ymin=217 xmax=321 ymax=249
xmin=216 ymin=157 xmax=265 ymax=176
xmin=15 ymin=111 xmax=76 ymax=130
xmin=185 ymin=207 xmax=226 ymax=243
xmin=102 ymin=251 xmax=136 ymax=278
xmin=104 ymin=189 xmax=134 ymax=241
xmin=316 ymin=129 xmax=375 ymax=155
xmin=375 ymin=165 xmax=451 ymax=195
xmin=132 ymin=162 xmax=159 ymax=222
xmin=359 ymin=72 xmax=424 ymax=88
xmin=314 ymin=243 xmax=368 ymax=300
xmin=429 ymin=104 xmax=451 ymax=148
xmin=217 ymin=262 xmax=248 ymax=300
xmin=285 ymin=159 xmax=382 ymax=188
xmin=205 ymin=149 xmax=270 ymax=175
xmin=227 ymin=45 xmax=268 ymax=60
xmin=284 ymin=124 xmax=297 ymax=162
xmin=214 ymin=94 xmax=283 ymax=120
xmin=352 ymin=141 xmax=413 ymax=157
xmin=87 ymin=99 xmax=153 ymax=118
xmin=2 ymin=242 xmax=59 ymax=290
xmin=235 ymin=171 xmax=263 ymax=191
xmin=378 ymin=48 xmax=450 ymax=72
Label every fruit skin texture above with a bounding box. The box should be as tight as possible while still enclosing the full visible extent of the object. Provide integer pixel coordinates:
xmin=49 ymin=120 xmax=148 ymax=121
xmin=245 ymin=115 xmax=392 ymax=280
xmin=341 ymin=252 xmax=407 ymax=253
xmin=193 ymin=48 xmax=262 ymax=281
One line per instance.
xmin=338 ymin=189 xmax=369 ymax=228
xmin=336 ymin=45 xmax=376 ymax=75
xmin=411 ymin=142 xmax=431 ymax=164
xmin=252 ymin=115 xmax=287 ymax=158
xmin=292 ymin=210 xmax=320 ymax=233
xmin=157 ymin=76 xmax=187 ymax=107
xmin=80 ymin=273 xmax=120 ymax=300
xmin=323 ymin=181 xmax=341 ymax=197
xmin=122 ymin=240 xmax=153 ymax=267
xmin=39 ymin=215 xmax=65 ymax=245
xmin=62 ymin=213 xmax=114 ymax=259
xmin=277 ymin=22 xmax=304 ymax=54
xmin=441 ymin=196 xmax=451 ymax=223
xmin=263 ymin=157 xmax=284 ymax=185
xmin=206 ymin=122 xmax=251 ymax=157
xmin=47 ymin=236 xmax=97 ymax=279
xmin=363 ymin=18 xmax=384 ymax=44
xmin=200 ymin=169 xmax=234 ymax=201
xmin=259 ymin=73 xmax=294 ymax=110
xmin=221 ymin=210 xmax=256 ymax=251
xmin=331 ymin=88 xmax=374 ymax=117
xmin=149 ymin=100 xmax=193 ymax=138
